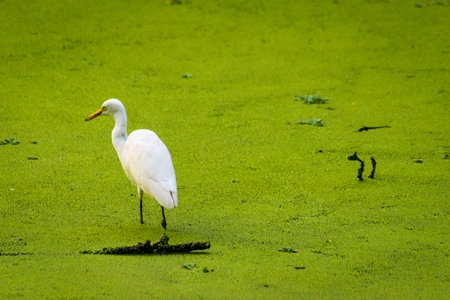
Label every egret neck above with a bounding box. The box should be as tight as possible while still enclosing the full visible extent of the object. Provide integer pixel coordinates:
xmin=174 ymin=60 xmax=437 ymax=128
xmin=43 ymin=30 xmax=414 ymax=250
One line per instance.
xmin=111 ymin=107 xmax=128 ymax=170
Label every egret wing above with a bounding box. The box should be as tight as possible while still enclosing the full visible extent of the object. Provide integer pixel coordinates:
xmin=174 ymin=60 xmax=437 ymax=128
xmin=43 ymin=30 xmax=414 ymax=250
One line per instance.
xmin=125 ymin=130 xmax=178 ymax=209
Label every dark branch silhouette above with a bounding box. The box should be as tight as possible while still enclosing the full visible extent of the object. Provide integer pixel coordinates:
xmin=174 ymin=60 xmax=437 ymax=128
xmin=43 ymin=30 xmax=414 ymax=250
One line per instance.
xmin=358 ymin=126 xmax=390 ymax=132
xmin=347 ymin=152 xmax=365 ymax=181
xmin=81 ymin=234 xmax=210 ymax=255
xmin=368 ymin=157 xmax=377 ymax=179
xmin=348 ymin=153 xmax=377 ymax=180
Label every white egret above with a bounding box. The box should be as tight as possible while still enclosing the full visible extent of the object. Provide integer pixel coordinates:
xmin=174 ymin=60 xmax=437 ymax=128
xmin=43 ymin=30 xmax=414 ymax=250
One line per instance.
xmin=85 ymin=99 xmax=177 ymax=230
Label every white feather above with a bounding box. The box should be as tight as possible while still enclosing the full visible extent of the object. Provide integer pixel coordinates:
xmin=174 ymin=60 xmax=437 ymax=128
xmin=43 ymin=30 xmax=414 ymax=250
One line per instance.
xmin=125 ymin=130 xmax=178 ymax=208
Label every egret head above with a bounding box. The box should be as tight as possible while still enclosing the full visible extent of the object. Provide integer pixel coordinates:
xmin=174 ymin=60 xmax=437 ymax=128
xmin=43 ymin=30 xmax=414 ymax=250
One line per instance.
xmin=85 ymin=99 xmax=124 ymax=121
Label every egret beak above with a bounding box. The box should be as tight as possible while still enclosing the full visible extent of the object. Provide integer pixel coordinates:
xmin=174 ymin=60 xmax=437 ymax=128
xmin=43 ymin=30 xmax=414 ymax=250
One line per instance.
xmin=85 ymin=108 xmax=103 ymax=121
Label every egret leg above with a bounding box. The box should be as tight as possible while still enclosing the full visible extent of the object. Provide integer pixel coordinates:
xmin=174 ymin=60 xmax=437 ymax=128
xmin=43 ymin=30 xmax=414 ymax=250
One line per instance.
xmin=161 ymin=206 xmax=167 ymax=230
xmin=138 ymin=187 xmax=144 ymax=224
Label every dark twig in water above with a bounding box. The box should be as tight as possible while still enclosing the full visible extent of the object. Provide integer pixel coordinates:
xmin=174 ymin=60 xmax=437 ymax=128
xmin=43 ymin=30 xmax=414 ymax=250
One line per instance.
xmin=80 ymin=234 xmax=210 ymax=255
xmin=0 ymin=252 xmax=33 ymax=256
xmin=347 ymin=152 xmax=364 ymax=181
xmin=358 ymin=126 xmax=390 ymax=132
xmin=368 ymin=157 xmax=376 ymax=179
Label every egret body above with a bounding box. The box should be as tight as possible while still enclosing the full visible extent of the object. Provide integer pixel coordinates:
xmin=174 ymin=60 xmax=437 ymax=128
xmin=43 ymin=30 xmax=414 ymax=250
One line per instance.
xmin=85 ymin=99 xmax=177 ymax=230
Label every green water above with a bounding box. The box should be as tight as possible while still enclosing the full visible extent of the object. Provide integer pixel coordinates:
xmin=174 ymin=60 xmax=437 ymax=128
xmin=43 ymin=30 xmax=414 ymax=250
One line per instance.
xmin=1 ymin=0 xmax=449 ymax=298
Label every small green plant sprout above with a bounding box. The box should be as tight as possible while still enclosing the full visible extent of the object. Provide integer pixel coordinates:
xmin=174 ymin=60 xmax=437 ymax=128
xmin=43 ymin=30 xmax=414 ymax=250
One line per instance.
xmin=430 ymin=0 xmax=449 ymax=6
xmin=183 ymin=262 xmax=197 ymax=270
xmin=0 ymin=137 xmax=20 ymax=145
xmin=296 ymin=118 xmax=324 ymax=126
xmin=415 ymin=0 xmax=449 ymax=7
xmin=278 ymin=246 xmax=298 ymax=253
xmin=294 ymin=94 xmax=328 ymax=104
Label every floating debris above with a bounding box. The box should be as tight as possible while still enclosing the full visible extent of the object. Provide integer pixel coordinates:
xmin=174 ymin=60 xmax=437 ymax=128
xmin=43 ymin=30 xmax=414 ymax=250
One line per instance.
xmin=358 ymin=126 xmax=390 ymax=132
xmin=182 ymin=73 xmax=193 ymax=78
xmin=296 ymin=118 xmax=324 ymax=126
xmin=348 ymin=152 xmax=377 ymax=180
xmin=368 ymin=157 xmax=377 ymax=179
xmin=415 ymin=1 xmax=448 ymax=7
xmin=348 ymin=152 xmax=365 ymax=181
xmin=0 ymin=137 xmax=20 ymax=145
xmin=0 ymin=252 xmax=33 ymax=256
xmin=81 ymin=233 xmax=210 ymax=255
xmin=183 ymin=262 xmax=197 ymax=270
xmin=278 ymin=246 xmax=298 ymax=253
xmin=294 ymin=94 xmax=328 ymax=104
xmin=27 ymin=156 xmax=38 ymax=160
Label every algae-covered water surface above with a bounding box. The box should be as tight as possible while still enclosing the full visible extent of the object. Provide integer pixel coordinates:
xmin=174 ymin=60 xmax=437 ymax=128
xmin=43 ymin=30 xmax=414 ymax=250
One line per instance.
xmin=1 ymin=0 xmax=449 ymax=298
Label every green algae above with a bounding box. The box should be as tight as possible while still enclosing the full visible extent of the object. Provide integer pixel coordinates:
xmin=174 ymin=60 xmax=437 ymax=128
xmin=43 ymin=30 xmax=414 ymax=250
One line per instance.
xmin=1 ymin=0 xmax=449 ymax=298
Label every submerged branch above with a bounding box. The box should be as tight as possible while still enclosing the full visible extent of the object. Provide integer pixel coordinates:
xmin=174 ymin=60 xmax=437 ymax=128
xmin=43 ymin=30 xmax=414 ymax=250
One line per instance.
xmin=368 ymin=157 xmax=377 ymax=179
xmin=358 ymin=126 xmax=390 ymax=132
xmin=0 ymin=252 xmax=33 ymax=256
xmin=347 ymin=152 xmax=365 ymax=181
xmin=81 ymin=234 xmax=211 ymax=255
xmin=348 ymin=153 xmax=377 ymax=180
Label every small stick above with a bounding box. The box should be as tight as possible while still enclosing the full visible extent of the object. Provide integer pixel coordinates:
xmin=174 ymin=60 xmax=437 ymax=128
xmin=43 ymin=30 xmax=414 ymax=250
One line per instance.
xmin=0 ymin=252 xmax=33 ymax=256
xmin=347 ymin=152 xmax=364 ymax=181
xmin=368 ymin=157 xmax=376 ymax=179
xmin=358 ymin=126 xmax=390 ymax=132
